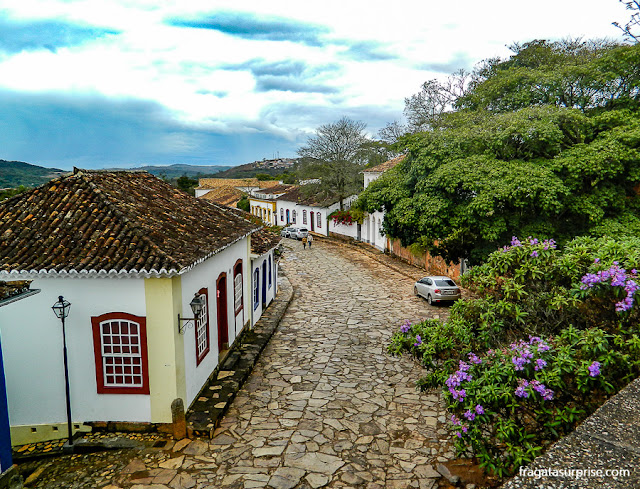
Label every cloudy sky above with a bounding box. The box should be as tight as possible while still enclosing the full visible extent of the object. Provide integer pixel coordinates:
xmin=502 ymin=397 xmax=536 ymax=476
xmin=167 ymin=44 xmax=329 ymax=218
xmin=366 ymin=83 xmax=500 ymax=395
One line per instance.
xmin=0 ymin=0 xmax=631 ymax=170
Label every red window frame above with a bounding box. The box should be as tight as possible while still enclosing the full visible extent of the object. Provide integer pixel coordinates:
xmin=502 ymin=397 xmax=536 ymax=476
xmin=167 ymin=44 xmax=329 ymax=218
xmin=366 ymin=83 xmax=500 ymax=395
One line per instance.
xmin=195 ymin=287 xmax=210 ymax=365
xmin=233 ymin=259 xmax=243 ymax=315
xmin=91 ymin=312 xmax=149 ymax=395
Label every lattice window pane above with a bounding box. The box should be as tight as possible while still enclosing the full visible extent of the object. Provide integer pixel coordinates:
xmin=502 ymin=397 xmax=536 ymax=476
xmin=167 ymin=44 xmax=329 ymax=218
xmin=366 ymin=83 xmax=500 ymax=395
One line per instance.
xmin=196 ymin=300 xmax=208 ymax=358
xmin=100 ymin=320 xmax=144 ymax=388
xmin=234 ymin=272 xmax=242 ymax=311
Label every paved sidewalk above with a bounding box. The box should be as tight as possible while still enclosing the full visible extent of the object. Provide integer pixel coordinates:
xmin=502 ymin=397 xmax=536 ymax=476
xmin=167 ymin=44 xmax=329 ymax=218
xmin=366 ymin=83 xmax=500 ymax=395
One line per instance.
xmin=17 ymin=239 xmax=454 ymax=489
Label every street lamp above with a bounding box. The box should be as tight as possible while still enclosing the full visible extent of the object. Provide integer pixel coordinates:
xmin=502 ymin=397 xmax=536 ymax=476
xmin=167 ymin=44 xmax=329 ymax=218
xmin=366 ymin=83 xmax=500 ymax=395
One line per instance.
xmin=177 ymin=293 xmax=205 ymax=334
xmin=51 ymin=296 xmax=74 ymax=452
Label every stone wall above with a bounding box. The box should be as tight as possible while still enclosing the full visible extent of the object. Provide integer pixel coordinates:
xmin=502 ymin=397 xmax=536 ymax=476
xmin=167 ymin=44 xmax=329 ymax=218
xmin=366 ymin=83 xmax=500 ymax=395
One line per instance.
xmin=388 ymin=239 xmax=462 ymax=279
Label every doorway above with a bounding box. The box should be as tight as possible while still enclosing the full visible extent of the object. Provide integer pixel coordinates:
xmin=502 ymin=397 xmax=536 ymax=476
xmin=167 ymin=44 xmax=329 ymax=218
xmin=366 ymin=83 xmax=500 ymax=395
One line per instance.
xmin=216 ymin=273 xmax=229 ymax=352
xmin=261 ymin=261 xmax=267 ymax=305
xmin=310 ymin=211 xmax=315 ymax=232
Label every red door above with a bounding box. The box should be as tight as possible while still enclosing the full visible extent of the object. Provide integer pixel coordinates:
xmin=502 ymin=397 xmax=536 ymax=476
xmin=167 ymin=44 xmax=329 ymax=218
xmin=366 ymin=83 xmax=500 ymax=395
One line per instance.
xmin=310 ymin=211 xmax=315 ymax=231
xmin=216 ymin=273 xmax=229 ymax=351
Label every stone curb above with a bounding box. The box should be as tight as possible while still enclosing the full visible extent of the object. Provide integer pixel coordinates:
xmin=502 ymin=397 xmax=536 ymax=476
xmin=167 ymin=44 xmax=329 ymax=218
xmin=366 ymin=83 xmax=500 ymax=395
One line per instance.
xmin=186 ymin=271 xmax=295 ymax=437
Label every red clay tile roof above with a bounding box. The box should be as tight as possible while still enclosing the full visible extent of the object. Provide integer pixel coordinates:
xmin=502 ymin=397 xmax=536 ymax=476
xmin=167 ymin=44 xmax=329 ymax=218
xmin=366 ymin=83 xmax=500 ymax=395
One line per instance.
xmin=364 ymin=155 xmax=406 ymax=173
xmin=0 ymin=170 xmax=260 ymax=276
xmin=205 ymin=204 xmax=281 ymax=255
xmin=197 ymin=178 xmax=260 ymax=190
xmin=197 ymin=178 xmax=284 ymax=190
xmin=276 ymin=186 xmax=340 ymax=207
xmin=200 ymin=186 xmax=244 ymax=207
xmin=0 ymin=280 xmax=32 ymax=301
xmin=250 ymin=229 xmax=282 ymax=255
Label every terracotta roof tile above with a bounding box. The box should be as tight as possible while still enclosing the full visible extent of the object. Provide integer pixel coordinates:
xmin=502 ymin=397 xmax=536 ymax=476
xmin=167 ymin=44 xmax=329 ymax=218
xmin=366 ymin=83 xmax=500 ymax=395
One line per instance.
xmin=200 ymin=187 xmax=244 ymax=207
xmin=196 ymin=178 xmax=259 ymax=190
xmin=0 ymin=280 xmax=32 ymax=301
xmin=250 ymin=228 xmax=282 ymax=255
xmin=0 ymin=170 xmax=260 ymax=275
xmin=276 ymin=186 xmax=340 ymax=207
xmin=364 ymin=155 xmax=406 ymax=174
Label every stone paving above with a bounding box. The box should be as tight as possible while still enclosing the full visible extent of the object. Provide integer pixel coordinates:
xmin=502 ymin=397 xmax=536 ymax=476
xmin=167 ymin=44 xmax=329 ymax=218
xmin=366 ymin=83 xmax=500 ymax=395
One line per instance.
xmin=18 ymin=239 xmax=454 ymax=489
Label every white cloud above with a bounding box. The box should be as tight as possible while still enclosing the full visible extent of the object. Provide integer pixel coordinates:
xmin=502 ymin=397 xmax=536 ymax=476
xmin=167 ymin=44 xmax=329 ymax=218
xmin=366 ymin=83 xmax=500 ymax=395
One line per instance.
xmin=0 ymin=0 xmax=632 ymax=168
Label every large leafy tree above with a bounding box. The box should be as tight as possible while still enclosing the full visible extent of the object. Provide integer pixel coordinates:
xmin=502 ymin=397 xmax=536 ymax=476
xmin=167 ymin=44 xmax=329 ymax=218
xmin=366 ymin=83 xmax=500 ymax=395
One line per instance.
xmin=357 ymin=41 xmax=640 ymax=264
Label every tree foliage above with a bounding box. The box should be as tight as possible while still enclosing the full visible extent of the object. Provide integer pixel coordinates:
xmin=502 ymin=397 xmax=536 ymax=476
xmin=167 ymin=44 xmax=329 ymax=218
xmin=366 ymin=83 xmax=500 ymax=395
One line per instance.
xmin=297 ymin=117 xmax=386 ymax=208
xmin=357 ymin=41 xmax=640 ymax=264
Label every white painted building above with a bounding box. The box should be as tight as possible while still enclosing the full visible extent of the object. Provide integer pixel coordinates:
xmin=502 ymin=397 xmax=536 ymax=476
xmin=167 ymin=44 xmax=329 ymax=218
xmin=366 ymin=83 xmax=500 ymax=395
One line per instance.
xmin=275 ymin=187 xmax=357 ymax=236
xmin=357 ymin=155 xmax=406 ymax=250
xmin=249 ymin=184 xmax=293 ymax=226
xmin=0 ymin=170 xmax=262 ymax=445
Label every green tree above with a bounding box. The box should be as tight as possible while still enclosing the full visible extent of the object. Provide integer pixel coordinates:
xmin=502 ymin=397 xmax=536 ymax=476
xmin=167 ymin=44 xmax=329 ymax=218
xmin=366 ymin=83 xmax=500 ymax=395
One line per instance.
xmin=176 ymin=175 xmax=198 ymax=195
xmin=357 ymin=41 xmax=640 ymax=264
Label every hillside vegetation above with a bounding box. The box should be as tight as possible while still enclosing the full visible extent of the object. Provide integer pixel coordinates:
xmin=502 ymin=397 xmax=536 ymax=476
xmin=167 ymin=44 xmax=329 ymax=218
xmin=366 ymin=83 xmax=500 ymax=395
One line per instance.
xmin=0 ymin=160 xmax=66 ymax=188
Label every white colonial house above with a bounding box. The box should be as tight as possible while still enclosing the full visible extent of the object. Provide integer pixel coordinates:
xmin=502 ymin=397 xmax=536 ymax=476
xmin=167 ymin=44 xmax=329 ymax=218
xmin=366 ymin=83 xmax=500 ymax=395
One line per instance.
xmin=0 ymin=169 xmax=265 ymax=445
xmin=275 ymin=187 xmax=357 ymax=236
xmin=249 ymin=230 xmax=281 ymax=326
xmin=248 ymin=184 xmax=294 ymax=226
xmin=357 ymin=155 xmax=406 ymax=250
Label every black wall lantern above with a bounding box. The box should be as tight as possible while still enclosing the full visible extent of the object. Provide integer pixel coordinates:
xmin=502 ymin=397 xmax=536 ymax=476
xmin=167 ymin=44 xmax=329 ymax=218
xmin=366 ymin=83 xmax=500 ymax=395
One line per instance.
xmin=177 ymin=293 xmax=205 ymax=334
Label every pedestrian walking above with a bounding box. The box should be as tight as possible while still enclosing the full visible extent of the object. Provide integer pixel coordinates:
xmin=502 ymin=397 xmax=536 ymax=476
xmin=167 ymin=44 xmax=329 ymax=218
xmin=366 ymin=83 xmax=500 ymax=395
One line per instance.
xmin=302 ymin=236 xmax=307 ymax=249
xmin=308 ymin=234 xmax=313 ymax=248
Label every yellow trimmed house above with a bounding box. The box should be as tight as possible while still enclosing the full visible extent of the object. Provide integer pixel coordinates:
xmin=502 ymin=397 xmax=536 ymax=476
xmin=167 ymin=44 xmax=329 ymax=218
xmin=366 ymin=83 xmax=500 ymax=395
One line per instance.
xmin=248 ymin=184 xmax=294 ymax=225
xmin=0 ymin=170 xmax=261 ymax=444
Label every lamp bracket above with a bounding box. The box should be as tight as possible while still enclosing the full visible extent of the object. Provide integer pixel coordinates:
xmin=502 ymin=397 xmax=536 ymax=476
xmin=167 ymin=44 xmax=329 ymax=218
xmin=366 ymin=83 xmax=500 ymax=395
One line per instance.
xmin=177 ymin=314 xmax=196 ymax=335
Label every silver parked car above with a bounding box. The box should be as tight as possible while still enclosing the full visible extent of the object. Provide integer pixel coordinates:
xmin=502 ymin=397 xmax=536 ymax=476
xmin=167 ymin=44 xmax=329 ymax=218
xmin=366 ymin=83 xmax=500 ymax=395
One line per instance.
xmin=293 ymin=227 xmax=309 ymax=240
xmin=281 ymin=226 xmax=297 ymax=238
xmin=414 ymin=275 xmax=461 ymax=305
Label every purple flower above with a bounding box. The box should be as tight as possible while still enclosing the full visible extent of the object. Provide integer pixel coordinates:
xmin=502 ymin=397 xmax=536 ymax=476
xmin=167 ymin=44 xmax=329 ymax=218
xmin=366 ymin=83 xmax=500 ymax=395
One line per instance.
xmin=515 ymin=379 xmax=529 ymax=398
xmin=511 ymin=236 xmax=522 ymax=247
xmin=542 ymin=389 xmax=554 ymax=401
xmin=475 ymin=404 xmax=485 ymax=415
xmin=461 ymin=425 xmax=468 ymax=433
xmin=463 ymin=409 xmax=476 ymax=421
xmin=594 ymin=258 xmax=600 ymax=263
xmin=455 ymin=431 xmax=462 ymax=438
xmin=588 ymin=361 xmax=601 ymax=377
xmin=468 ymin=352 xmax=482 ymax=365
xmin=535 ymin=359 xmax=547 ymax=371
xmin=458 ymin=361 xmax=470 ymax=372
xmin=400 ymin=320 xmax=411 ymax=333
xmin=413 ymin=335 xmax=422 ymax=347
xmin=515 ymin=386 xmax=528 ymax=398
xmin=530 ymin=251 xmax=539 ymax=258
xmin=450 ymin=415 xmax=461 ymax=426
xmin=450 ymin=388 xmax=466 ymax=402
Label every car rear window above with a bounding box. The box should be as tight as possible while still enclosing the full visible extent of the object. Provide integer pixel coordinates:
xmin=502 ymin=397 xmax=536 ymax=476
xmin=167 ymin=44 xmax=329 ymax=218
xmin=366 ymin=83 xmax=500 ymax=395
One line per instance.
xmin=435 ymin=279 xmax=457 ymax=287
xmin=299 ymin=228 xmax=308 ymax=232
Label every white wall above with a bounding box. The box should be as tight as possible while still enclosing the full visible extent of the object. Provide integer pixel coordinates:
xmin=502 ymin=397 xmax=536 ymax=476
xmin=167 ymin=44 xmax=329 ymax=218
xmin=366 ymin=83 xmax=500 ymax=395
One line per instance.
xmin=0 ymin=277 xmax=150 ymax=427
xmin=180 ymin=238 xmax=250 ymax=406
xmin=276 ymin=200 xmax=298 ymax=226
xmin=250 ymin=249 xmax=277 ymax=326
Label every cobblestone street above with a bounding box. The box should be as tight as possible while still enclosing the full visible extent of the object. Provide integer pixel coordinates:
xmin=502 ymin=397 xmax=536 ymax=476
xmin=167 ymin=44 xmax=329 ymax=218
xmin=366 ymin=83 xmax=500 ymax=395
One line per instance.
xmin=21 ymin=239 xmax=454 ymax=489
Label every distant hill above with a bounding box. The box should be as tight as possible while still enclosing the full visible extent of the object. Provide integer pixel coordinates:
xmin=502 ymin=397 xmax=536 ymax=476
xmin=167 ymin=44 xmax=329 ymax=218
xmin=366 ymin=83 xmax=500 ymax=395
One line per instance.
xmin=118 ymin=164 xmax=232 ymax=179
xmin=215 ymin=158 xmax=300 ymax=179
xmin=0 ymin=160 xmax=67 ymax=188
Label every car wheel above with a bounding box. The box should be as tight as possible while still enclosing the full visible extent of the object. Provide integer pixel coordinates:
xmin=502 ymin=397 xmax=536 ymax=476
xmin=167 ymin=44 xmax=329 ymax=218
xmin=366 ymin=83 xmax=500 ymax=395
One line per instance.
xmin=427 ymin=294 xmax=433 ymax=305
xmin=414 ymin=286 xmax=419 ymax=297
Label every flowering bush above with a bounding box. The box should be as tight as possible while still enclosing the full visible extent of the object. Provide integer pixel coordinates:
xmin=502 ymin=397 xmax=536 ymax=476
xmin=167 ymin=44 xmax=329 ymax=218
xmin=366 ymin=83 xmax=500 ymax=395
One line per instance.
xmin=389 ymin=235 xmax=640 ymax=478
xmin=330 ymin=209 xmax=355 ymax=226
